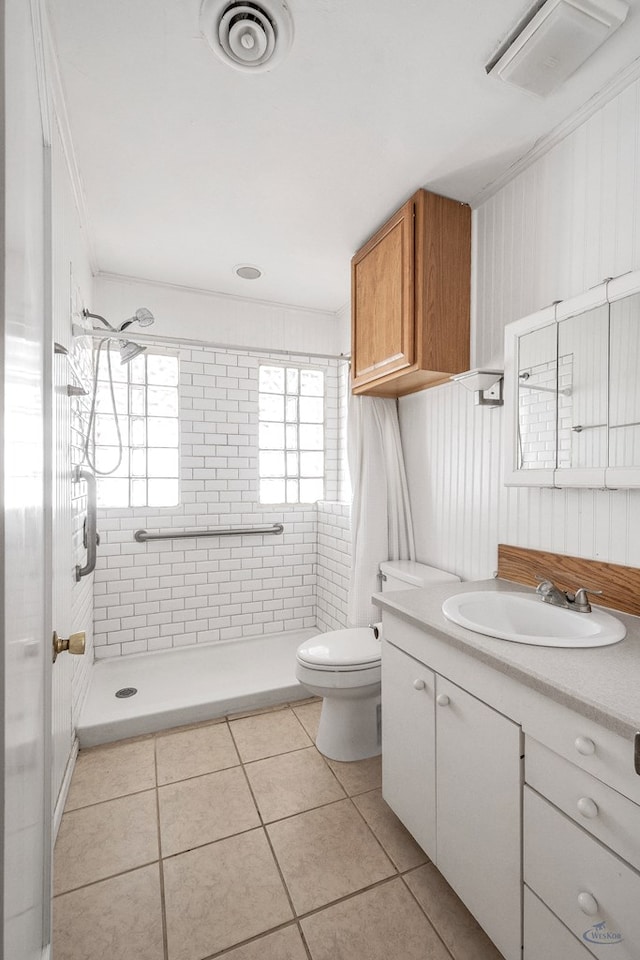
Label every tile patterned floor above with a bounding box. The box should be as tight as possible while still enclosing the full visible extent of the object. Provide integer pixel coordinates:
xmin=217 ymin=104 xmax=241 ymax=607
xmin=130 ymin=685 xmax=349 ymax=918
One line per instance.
xmin=53 ymin=699 xmax=504 ymax=960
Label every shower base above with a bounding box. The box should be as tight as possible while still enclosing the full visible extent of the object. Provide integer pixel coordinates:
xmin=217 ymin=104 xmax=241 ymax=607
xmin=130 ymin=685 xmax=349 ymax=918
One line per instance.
xmin=77 ymin=627 xmax=318 ymax=747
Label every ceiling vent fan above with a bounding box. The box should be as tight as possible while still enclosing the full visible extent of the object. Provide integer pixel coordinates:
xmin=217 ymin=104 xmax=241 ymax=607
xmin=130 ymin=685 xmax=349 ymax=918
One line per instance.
xmin=200 ymin=0 xmax=294 ymax=73
xmin=487 ymin=0 xmax=628 ymax=97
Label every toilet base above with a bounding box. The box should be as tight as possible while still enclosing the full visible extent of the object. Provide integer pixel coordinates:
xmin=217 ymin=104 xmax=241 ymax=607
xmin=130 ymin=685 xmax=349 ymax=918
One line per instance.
xmin=315 ymin=692 xmax=381 ymax=762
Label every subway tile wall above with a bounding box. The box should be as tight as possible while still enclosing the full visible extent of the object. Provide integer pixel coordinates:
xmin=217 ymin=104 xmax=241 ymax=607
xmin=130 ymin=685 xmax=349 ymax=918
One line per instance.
xmin=316 ymin=502 xmax=351 ymax=632
xmin=94 ymin=346 xmax=350 ymax=658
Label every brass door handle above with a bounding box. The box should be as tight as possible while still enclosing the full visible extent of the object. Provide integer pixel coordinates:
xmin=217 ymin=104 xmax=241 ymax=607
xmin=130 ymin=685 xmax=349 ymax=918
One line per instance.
xmin=52 ymin=631 xmax=86 ymax=663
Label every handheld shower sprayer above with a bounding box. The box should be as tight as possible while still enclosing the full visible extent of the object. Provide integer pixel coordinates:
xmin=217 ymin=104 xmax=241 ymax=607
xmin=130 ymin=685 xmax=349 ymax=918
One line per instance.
xmin=77 ymin=306 xmax=157 ymax=476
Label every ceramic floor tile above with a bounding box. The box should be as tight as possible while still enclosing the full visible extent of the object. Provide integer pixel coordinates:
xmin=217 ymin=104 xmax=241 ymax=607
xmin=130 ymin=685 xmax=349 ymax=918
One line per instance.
xmin=216 ymin=925 xmax=308 ymax=960
xmin=353 ymin=788 xmax=428 ymax=871
xmin=266 ymin=798 xmax=395 ymax=914
xmin=291 ymin=700 xmax=322 ymax=741
xmin=244 ymin=746 xmax=345 ymax=822
xmin=229 ymin=709 xmax=312 ymax=762
xmin=156 ymin=720 xmax=239 ymax=784
xmin=159 ymin=766 xmax=260 ymax=856
xmin=301 ymin=878 xmax=451 ymax=960
xmin=326 ymin=753 xmax=381 ymax=795
xmin=163 ymin=828 xmax=293 ymax=960
xmin=53 ymin=863 xmax=164 ymax=960
xmin=405 ymin=863 xmax=504 ymax=960
xmin=54 ymin=791 xmax=158 ymax=894
xmin=65 ymin=739 xmax=156 ymax=810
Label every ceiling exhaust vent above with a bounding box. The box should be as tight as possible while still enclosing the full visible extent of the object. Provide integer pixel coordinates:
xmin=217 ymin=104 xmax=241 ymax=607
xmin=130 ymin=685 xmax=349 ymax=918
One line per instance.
xmin=200 ymin=0 xmax=293 ymax=73
xmin=487 ymin=0 xmax=628 ymax=97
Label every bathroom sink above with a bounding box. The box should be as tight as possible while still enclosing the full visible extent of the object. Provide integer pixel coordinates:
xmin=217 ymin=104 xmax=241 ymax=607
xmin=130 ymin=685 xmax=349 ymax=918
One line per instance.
xmin=441 ymin=591 xmax=626 ymax=648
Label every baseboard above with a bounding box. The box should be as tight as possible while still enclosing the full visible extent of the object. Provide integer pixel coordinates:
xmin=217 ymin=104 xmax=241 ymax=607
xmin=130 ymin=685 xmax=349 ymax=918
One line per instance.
xmin=53 ymin=737 xmax=79 ymax=840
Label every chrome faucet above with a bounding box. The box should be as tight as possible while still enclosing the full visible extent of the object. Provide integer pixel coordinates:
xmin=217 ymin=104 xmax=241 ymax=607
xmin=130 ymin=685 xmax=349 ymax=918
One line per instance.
xmin=535 ymin=575 xmax=602 ymax=614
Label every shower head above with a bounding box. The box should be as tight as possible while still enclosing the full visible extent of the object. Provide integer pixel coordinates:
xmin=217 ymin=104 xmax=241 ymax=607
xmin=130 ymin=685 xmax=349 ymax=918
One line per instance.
xmin=119 ymin=340 xmax=147 ymax=365
xmin=119 ymin=308 xmax=155 ymax=332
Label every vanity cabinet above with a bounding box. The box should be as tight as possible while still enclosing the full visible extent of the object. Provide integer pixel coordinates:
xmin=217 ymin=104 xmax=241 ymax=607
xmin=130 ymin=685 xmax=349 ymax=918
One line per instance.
xmin=380 ymin=605 xmax=640 ymax=960
xmin=351 ymin=188 xmax=471 ymax=398
xmin=381 ymin=639 xmax=522 ymax=960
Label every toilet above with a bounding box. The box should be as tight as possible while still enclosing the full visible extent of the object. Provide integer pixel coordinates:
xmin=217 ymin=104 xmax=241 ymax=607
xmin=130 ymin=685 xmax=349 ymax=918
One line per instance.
xmin=295 ymin=560 xmax=461 ymax=761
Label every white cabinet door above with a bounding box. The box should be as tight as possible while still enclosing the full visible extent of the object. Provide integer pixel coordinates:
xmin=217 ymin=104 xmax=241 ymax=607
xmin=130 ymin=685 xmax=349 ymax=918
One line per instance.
xmin=381 ymin=640 xmax=436 ymax=859
xmin=436 ymin=676 xmax=523 ymax=960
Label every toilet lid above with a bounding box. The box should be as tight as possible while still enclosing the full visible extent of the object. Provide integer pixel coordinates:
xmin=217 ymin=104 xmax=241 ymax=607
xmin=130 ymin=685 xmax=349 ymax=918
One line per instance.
xmin=297 ymin=628 xmax=381 ymax=668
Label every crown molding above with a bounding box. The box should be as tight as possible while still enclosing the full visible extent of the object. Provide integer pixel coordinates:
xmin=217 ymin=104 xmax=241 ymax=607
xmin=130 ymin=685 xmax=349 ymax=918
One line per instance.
xmin=471 ymin=54 xmax=640 ymax=208
xmin=95 ymin=270 xmax=342 ymax=319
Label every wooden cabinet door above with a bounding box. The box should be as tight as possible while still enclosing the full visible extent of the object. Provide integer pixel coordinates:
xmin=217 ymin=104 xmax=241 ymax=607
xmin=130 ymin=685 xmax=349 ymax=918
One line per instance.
xmin=381 ymin=640 xmax=436 ymax=859
xmin=436 ymin=676 xmax=523 ymax=960
xmin=351 ymin=197 xmax=415 ymax=388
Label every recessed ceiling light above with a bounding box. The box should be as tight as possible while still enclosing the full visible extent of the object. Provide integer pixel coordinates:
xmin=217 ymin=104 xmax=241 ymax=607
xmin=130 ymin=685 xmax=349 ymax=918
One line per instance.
xmin=235 ymin=264 xmax=262 ymax=280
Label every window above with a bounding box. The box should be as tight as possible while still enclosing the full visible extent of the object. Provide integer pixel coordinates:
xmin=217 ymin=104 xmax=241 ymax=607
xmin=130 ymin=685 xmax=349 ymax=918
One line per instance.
xmin=258 ymin=364 xmax=324 ymax=503
xmin=94 ymin=349 xmax=180 ymax=508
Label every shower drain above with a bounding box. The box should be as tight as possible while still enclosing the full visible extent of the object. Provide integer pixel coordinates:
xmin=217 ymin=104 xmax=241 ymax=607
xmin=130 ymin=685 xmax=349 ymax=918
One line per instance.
xmin=115 ymin=687 xmax=138 ymax=699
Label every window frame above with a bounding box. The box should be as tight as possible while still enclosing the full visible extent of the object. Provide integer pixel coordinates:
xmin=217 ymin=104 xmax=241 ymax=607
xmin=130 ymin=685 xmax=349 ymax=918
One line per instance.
xmin=92 ymin=345 xmax=180 ymax=509
xmin=257 ymin=361 xmax=326 ymax=505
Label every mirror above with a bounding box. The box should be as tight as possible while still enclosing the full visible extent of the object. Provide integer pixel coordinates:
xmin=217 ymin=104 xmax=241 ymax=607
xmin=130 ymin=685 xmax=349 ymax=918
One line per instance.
xmin=609 ymin=292 xmax=640 ymax=469
xmin=516 ymin=324 xmax=557 ymax=471
xmin=504 ymin=267 xmax=640 ymax=488
xmin=556 ymin=304 xmax=609 ymax=472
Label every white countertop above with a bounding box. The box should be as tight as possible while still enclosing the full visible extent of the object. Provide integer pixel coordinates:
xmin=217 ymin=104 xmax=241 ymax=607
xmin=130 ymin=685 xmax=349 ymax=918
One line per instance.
xmin=373 ymin=578 xmax=640 ymax=741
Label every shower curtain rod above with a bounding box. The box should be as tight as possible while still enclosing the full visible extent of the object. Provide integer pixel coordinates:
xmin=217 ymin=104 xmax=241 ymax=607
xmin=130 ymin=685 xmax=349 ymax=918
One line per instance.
xmin=81 ymin=329 xmax=350 ymax=363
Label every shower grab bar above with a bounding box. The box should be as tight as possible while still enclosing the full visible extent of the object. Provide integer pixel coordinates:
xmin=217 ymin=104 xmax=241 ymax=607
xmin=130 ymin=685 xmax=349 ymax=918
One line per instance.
xmin=75 ymin=465 xmax=98 ymax=581
xmin=134 ymin=524 xmax=284 ymax=542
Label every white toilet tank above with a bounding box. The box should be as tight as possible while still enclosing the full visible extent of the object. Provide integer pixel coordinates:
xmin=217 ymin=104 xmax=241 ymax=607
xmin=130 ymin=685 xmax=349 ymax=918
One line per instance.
xmin=380 ymin=559 xmax=460 ymax=592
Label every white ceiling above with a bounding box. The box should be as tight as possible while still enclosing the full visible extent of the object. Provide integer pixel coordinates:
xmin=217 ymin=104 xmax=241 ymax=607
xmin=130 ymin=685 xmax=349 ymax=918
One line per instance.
xmin=48 ymin=0 xmax=640 ymax=313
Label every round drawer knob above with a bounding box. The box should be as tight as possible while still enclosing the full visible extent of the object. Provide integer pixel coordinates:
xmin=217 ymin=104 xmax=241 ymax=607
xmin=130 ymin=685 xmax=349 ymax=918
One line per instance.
xmin=436 ymin=694 xmax=450 ymax=707
xmin=577 ymin=796 xmax=599 ymax=819
xmin=578 ymin=892 xmax=599 ymax=917
xmin=574 ymin=736 xmax=596 ymax=756
xmin=413 ymin=679 xmax=426 ymax=690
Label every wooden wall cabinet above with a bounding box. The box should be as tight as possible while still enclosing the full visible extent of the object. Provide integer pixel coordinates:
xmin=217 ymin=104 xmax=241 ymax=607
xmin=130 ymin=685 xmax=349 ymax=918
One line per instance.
xmin=351 ymin=188 xmax=471 ymax=397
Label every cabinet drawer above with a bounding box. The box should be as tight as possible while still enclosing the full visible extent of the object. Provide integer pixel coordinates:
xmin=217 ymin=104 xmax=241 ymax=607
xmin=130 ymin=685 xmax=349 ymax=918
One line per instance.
xmin=523 ymin=697 xmax=640 ymax=805
xmin=524 ymin=887 xmax=595 ymax=960
xmin=524 ymin=787 xmax=640 ymax=959
xmin=526 ymin=738 xmax=640 ymax=871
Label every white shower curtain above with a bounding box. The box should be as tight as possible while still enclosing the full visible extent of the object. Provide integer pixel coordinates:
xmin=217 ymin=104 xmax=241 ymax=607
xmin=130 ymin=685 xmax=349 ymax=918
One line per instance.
xmin=347 ymin=394 xmax=415 ymax=627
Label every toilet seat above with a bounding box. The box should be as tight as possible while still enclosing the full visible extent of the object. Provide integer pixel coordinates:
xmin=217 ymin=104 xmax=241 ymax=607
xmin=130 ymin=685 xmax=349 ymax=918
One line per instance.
xmin=296 ymin=627 xmax=381 ymax=672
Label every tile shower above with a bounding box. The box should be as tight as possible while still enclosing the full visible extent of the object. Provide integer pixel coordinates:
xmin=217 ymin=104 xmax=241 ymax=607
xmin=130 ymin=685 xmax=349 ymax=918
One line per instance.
xmin=91 ymin=344 xmax=350 ymax=660
xmin=75 ymin=342 xmax=352 ymax=744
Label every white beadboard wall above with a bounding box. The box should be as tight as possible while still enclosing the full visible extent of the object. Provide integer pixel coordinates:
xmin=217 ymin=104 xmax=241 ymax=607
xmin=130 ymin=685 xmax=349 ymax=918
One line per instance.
xmin=401 ymin=76 xmax=640 ymax=581
xmin=94 ymin=346 xmax=348 ymax=657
